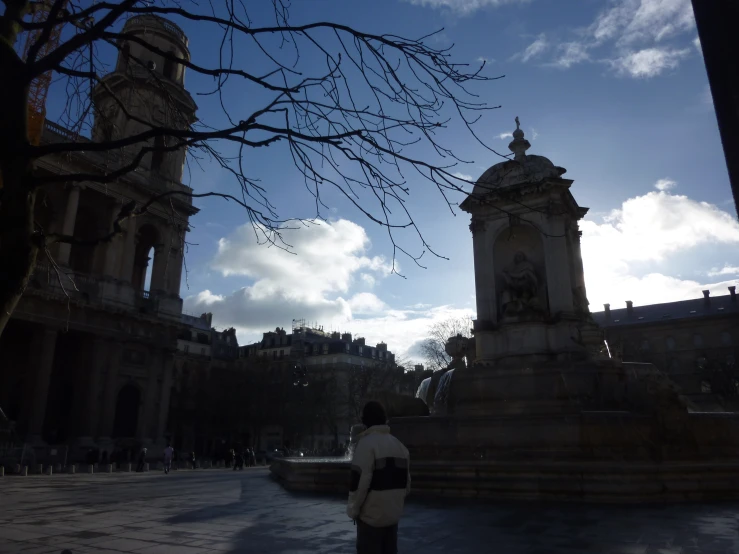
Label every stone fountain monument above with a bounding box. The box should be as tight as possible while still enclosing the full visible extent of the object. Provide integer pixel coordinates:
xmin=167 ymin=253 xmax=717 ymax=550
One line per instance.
xmin=272 ymin=120 xmax=739 ymax=501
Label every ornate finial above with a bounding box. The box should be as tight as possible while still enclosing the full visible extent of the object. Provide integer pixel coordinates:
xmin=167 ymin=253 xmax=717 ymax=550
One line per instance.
xmin=509 ymin=116 xmax=530 ymax=161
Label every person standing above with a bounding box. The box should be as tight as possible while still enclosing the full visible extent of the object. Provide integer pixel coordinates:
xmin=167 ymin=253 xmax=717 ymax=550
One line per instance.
xmin=136 ymin=448 xmax=147 ymax=473
xmin=347 ymin=401 xmax=410 ymax=554
xmin=163 ymin=443 xmax=174 ymax=474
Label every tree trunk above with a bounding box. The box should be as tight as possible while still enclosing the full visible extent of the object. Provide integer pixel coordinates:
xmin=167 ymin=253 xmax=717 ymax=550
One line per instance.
xmin=0 ymin=37 xmax=36 ymax=339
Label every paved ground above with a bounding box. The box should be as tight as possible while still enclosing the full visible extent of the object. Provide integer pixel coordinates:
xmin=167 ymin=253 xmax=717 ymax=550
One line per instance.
xmin=2 ymin=467 xmax=739 ymax=553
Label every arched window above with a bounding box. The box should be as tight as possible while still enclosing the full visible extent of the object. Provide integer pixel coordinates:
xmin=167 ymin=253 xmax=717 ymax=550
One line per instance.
xmin=132 ymin=225 xmax=158 ymax=291
xmin=666 ymin=336 xmax=676 ymax=351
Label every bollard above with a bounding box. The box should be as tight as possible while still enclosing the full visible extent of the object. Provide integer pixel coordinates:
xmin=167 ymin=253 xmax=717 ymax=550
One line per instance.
xmin=69 ymin=464 xmax=76 ymax=474
xmin=21 ymin=466 xmax=28 ymax=476
xmin=106 ymin=464 xmax=113 ymax=473
xmin=88 ymin=464 xmax=94 ymax=474
xmin=46 ymin=466 xmax=53 ymax=476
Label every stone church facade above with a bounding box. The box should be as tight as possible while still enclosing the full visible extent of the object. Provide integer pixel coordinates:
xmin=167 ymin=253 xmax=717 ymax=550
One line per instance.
xmin=0 ymin=15 xmax=197 ymax=459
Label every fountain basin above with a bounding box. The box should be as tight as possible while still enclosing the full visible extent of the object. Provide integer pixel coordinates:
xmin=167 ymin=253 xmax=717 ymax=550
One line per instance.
xmin=270 ymin=457 xmax=350 ymax=494
xmin=270 ymin=412 xmax=739 ymax=501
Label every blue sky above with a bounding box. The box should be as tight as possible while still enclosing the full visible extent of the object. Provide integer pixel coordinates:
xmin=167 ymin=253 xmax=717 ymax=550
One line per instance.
xmin=47 ymin=0 xmax=739 ymax=361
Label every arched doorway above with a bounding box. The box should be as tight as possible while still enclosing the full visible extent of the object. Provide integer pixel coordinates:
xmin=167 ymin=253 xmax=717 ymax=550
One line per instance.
xmin=112 ymin=384 xmax=140 ymax=438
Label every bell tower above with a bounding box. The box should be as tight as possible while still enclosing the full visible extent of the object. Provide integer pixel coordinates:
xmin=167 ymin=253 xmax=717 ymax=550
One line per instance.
xmin=92 ymin=15 xmax=197 ymax=185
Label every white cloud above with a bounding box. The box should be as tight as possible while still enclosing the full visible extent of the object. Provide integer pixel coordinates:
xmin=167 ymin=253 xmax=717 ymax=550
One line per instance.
xmin=581 ymin=190 xmax=739 ymax=310
xmin=497 ymin=132 xmax=513 ymax=140
xmin=360 ymin=273 xmax=376 ymax=288
xmin=514 ymin=33 xmax=549 ymax=63
xmin=707 ymin=265 xmax=739 ymax=278
xmin=530 ymin=128 xmax=539 ymax=140
xmin=185 ymin=219 xmax=394 ymax=336
xmin=348 ymin=292 xmax=387 ymax=314
xmin=610 ymin=47 xmax=690 ymax=78
xmin=404 ymin=0 xmax=529 ymax=15
xmin=591 ymin=0 xmax=695 ymax=46
xmin=477 ymin=56 xmax=495 ymax=64
xmin=693 ymin=36 xmax=701 ymax=52
xmin=701 ymin=85 xmax=713 ymax=106
xmin=551 ymin=41 xmax=590 ymax=68
xmin=537 ymin=0 xmax=696 ymax=78
xmin=654 ymin=178 xmax=677 ymax=191
xmin=452 ymin=171 xmax=474 ymax=182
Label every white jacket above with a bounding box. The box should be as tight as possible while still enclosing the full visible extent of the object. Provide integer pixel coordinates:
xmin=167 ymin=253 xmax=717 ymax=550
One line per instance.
xmin=347 ymin=425 xmax=411 ymax=528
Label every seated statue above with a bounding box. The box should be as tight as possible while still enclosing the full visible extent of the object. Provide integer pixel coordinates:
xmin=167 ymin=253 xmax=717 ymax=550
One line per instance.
xmin=500 ymin=251 xmax=542 ymax=316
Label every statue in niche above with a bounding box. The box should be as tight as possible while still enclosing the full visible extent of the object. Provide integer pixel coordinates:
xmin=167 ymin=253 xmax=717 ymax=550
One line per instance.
xmin=500 ymin=251 xmax=542 ymax=316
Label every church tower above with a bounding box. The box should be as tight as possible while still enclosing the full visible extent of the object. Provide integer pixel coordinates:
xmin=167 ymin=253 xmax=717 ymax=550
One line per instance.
xmin=92 ymin=15 xmax=197 ymax=184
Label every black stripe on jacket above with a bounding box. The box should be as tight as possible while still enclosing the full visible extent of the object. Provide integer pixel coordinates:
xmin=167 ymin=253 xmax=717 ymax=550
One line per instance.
xmin=349 ymin=457 xmax=407 ymax=493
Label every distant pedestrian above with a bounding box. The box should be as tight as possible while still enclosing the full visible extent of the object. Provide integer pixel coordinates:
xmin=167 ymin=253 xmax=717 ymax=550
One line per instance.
xmin=136 ymin=448 xmax=147 ymax=472
xmin=163 ymin=444 xmax=174 ymax=474
xmin=249 ymin=448 xmax=256 ymax=467
xmin=233 ymin=451 xmax=243 ymax=470
xmin=190 ymin=451 xmax=196 ymax=469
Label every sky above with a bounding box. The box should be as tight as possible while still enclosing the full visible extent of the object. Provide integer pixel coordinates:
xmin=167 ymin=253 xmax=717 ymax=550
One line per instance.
xmin=49 ymin=0 xmax=739 ymax=363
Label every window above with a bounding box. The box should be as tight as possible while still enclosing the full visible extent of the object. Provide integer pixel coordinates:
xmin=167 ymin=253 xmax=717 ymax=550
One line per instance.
xmin=371 ymin=348 xmax=376 ymax=358
xmin=273 ymin=351 xmax=277 ymax=360
xmin=359 ymin=347 xmax=363 ymax=355
xmin=333 ymin=357 xmax=337 ymax=364
xmin=323 ymin=344 xmax=329 ymax=354
xmin=666 ymin=336 xmax=676 ymax=351
xmin=701 ymin=381 xmax=711 ymax=394
xmin=201 ymin=348 xmax=205 ymax=355
xmin=721 ymin=332 xmax=732 ymax=346
xmin=345 ymin=343 xmax=350 ymax=353
xmin=693 ymin=334 xmax=704 ymax=348
xmin=279 ymin=349 xmax=284 ymax=359
xmin=184 ymin=345 xmax=189 ymax=353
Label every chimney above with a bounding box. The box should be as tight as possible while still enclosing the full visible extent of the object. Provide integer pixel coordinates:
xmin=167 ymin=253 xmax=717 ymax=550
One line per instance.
xmin=414 ymin=364 xmax=424 ymax=373
xmin=341 ymin=333 xmax=352 ymax=343
xmin=626 ymin=300 xmax=633 ymax=314
xmin=604 ymin=303 xmax=611 ymax=319
xmin=703 ymin=290 xmax=710 ymax=305
xmin=354 ymin=337 xmax=366 ymax=347
xmin=729 ymin=286 xmax=736 ymax=301
xmin=376 ymin=342 xmax=388 ymax=352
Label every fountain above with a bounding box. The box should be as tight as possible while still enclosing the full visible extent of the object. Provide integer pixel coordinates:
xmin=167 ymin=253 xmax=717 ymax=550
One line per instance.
xmin=272 ymin=120 xmax=739 ymax=501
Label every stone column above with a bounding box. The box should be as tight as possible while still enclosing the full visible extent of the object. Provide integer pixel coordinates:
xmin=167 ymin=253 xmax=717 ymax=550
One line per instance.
xmin=118 ymin=218 xmax=138 ymax=283
xmin=169 ymin=246 xmax=184 ymax=296
xmin=26 ymin=328 xmax=58 ymax=443
xmin=98 ymin=342 xmax=122 ymax=439
xmin=81 ymin=338 xmax=107 ymax=438
xmin=139 ymin=349 xmax=161 ymax=442
xmin=543 ymin=217 xmax=574 ymax=314
xmin=150 ymin=241 xmax=169 ymax=293
xmin=57 ymin=185 xmax=81 ymax=265
xmin=156 ymin=355 xmax=174 ymax=441
xmin=102 ymin=202 xmax=122 ymax=279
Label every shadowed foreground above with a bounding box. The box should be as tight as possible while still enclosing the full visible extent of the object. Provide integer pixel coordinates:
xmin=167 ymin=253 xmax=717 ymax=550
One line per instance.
xmin=0 ymin=468 xmax=738 ymax=553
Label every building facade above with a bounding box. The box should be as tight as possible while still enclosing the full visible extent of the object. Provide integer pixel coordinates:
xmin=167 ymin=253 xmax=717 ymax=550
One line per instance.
xmin=0 ymin=16 xmax=197 ymax=460
xmin=591 ymin=287 xmax=739 ymax=410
